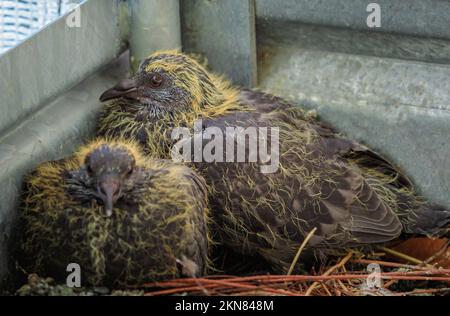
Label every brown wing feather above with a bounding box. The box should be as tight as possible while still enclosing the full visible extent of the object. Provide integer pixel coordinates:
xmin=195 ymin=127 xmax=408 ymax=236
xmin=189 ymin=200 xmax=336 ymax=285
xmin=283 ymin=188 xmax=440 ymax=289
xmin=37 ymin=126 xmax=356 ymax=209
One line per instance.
xmin=239 ymin=89 xmax=292 ymax=112
xmin=195 ymin=92 xmax=407 ymax=270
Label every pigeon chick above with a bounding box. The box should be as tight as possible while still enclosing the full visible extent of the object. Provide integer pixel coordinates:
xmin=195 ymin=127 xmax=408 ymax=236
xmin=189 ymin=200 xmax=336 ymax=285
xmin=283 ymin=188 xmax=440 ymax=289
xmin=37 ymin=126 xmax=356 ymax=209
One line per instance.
xmin=98 ymin=51 xmax=450 ymax=273
xmin=20 ymin=138 xmax=210 ymax=286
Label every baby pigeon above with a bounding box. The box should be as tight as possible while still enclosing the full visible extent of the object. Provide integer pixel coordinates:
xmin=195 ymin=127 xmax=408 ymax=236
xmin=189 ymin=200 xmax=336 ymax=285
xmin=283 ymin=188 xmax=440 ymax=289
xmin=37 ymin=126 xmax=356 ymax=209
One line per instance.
xmin=20 ymin=139 xmax=210 ymax=286
xmin=98 ymin=51 xmax=450 ymax=273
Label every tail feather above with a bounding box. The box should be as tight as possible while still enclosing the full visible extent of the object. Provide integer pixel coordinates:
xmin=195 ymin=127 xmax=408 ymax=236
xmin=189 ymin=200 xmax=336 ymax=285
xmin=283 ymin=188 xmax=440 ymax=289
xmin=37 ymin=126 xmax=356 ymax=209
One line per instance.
xmin=403 ymin=205 xmax=450 ymax=238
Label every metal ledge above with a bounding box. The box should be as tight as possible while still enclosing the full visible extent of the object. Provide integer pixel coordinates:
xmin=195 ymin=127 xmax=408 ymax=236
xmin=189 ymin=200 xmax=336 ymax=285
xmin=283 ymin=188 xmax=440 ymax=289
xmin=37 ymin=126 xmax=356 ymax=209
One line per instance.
xmin=256 ymin=0 xmax=450 ymax=40
xmin=0 ymin=0 xmax=126 ymax=136
xmin=128 ymin=0 xmax=181 ymax=72
xmin=257 ymin=20 xmax=450 ymax=65
xmin=181 ymin=0 xmax=257 ymax=87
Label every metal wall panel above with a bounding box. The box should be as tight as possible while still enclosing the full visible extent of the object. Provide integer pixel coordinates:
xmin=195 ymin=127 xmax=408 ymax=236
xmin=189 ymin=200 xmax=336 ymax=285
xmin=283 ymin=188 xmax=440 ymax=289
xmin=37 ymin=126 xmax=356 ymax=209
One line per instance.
xmin=0 ymin=0 xmax=125 ymax=136
xmin=257 ymin=0 xmax=450 ymax=40
xmin=181 ymin=0 xmax=257 ymax=87
xmin=128 ymin=0 xmax=181 ymax=72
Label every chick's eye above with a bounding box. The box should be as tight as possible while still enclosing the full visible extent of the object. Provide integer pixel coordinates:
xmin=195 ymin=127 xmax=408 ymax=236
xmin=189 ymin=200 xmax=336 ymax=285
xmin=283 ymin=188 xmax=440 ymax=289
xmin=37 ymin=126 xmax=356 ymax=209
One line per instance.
xmin=149 ymin=73 xmax=163 ymax=88
xmin=86 ymin=164 xmax=93 ymax=174
xmin=127 ymin=166 xmax=134 ymax=176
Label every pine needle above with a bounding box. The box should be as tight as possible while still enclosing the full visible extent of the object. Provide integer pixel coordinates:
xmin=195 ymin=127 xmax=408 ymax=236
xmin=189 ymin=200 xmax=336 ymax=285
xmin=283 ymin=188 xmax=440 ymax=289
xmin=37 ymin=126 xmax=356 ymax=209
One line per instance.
xmin=287 ymin=227 xmax=317 ymax=275
xmin=377 ymin=246 xmax=431 ymax=267
xmin=305 ymin=251 xmax=354 ymax=296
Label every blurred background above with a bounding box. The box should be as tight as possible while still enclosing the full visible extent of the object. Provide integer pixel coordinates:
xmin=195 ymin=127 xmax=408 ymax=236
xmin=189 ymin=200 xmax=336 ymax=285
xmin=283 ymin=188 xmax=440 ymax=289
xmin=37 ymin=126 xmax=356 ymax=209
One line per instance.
xmin=0 ymin=0 xmax=82 ymax=54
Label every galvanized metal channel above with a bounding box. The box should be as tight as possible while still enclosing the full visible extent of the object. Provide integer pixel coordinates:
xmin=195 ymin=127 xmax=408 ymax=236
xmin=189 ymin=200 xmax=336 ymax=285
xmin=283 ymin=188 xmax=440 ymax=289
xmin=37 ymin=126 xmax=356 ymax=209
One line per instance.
xmin=128 ymin=0 xmax=182 ymax=72
xmin=181 ymin=0 xmax=257 ymax=87
xmin=256 ymin=0 xmax=450 ymax=40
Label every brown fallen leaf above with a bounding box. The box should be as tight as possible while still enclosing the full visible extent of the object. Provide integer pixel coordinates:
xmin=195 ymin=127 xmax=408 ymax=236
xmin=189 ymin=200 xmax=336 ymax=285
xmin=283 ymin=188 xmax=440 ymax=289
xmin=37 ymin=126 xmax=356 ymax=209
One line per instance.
xmin=390 ymin=238 xmax=449 ymax=268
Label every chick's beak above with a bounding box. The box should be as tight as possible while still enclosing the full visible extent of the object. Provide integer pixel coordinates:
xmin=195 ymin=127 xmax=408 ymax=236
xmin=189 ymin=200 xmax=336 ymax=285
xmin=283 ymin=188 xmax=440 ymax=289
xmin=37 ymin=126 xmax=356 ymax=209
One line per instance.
xmin=99 ymin=78 xmax=139 ymax=102
xmin=97 ymin=175 xmax=121 ymax=217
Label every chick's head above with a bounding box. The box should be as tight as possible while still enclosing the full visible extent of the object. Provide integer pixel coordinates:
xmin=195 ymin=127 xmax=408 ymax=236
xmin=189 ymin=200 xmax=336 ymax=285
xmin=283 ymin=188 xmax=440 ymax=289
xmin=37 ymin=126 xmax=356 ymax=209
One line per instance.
xmin=69 ymin=139 xmax=146 ymax=217
xmin=100 ymin=50 xmax=239 ymax=118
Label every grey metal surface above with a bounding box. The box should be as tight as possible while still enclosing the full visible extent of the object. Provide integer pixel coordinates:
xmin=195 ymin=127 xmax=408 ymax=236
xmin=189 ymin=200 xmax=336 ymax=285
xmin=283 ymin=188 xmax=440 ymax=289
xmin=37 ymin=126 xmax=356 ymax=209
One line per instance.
xmin=181 ymin=0 xmax=257 ymax=87
xmin=0 ymin=0 xmax=124 ymax=137
xmin=258 ymin=20 xmax=450 ymax=65
xmin=258 ymin=26 xmax=450 ymax=209
xmin=0 ymin=0 xmax=84 ymax=54
xmin=128 ymin=0 xmax=181 ymax=72
xmin=0 ymin=52 xmax=130 ymax=287
xmin=256 ymin=0 xmax=450 ymax=40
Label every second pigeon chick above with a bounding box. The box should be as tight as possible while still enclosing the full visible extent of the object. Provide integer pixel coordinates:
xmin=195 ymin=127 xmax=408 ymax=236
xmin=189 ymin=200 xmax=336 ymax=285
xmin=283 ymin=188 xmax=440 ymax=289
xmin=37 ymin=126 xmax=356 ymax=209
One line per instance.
xmin=20 ymin=139 xmax=210 ymax=287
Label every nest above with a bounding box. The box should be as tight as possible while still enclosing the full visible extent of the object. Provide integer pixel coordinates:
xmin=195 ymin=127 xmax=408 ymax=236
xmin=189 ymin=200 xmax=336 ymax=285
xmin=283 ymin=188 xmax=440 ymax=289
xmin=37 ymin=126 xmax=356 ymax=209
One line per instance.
xmin=13 ymin=239 xmax=449 ymax=296
xmin=139 ymin=241 xmax=450 ymax=296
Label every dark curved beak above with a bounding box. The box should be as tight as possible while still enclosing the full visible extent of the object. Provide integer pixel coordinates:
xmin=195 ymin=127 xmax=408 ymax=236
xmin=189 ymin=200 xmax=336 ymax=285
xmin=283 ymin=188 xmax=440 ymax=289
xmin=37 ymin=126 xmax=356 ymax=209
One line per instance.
xmin=99 ymin=78 xmax=138 ymax=102
xmin=97 ymin=175 xmax=122 ymax=217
